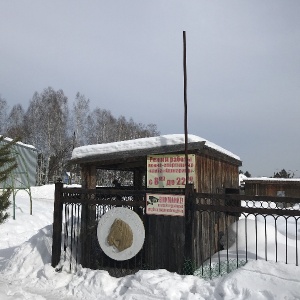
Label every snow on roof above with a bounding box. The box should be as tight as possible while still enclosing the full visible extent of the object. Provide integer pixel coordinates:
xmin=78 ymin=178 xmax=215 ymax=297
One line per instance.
xmin=71 ymin=134 xmax=240 ymax=161
xmin=244 ymin=177 xmax=300 ymax=182
xmin=0 ymin=135 xmax=37 ymax=150
xmin=239 ymin=173 xmax=247 ymax=185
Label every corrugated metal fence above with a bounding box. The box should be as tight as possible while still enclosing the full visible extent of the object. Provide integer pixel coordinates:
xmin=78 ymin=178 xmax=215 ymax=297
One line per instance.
xmin=0 ymin=138 xmax=37 ymax=188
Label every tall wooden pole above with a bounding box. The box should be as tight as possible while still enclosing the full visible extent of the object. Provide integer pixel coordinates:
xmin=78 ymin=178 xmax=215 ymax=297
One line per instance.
xmin=183 ymin=31 xmax=189 ymax=184
xmin=183 ymin=31 xmax=194 ymax=272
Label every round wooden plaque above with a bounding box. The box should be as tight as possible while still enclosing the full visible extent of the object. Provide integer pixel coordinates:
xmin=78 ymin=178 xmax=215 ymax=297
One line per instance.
xmin=97 ymin=207 xmax=145 ymax=261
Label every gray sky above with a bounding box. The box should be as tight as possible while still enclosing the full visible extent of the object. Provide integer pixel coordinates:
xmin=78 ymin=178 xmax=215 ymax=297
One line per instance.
xmin=1 ymin=1 xmax=300 ymax=177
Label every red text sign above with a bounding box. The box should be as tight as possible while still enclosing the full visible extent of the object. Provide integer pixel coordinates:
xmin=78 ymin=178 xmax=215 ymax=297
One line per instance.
xmin=146 ymin=194 xmax=185 ymax=216
xmin=147 ymin=154 xmax=195 ymax=188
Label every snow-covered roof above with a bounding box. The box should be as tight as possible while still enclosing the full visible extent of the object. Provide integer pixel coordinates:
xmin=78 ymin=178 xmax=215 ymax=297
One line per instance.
xmin=71 ymin=134 xmax=241 ymax=162
xmin=244 ymin=177 xmax=300 ymax=183
xmin=0 ymin=135 xmax=37 ymax=150
xmin=239 ymin=174 xmax=247 ymax=185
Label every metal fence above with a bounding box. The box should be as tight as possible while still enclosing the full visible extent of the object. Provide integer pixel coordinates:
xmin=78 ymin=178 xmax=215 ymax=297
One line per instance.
xmin=51 ymin=183 xmax=300 ymax=278
xmin=52 ymin=183 xmax=186 ymax=277
xmin=193 ymin=193 xmax=300 ymax=278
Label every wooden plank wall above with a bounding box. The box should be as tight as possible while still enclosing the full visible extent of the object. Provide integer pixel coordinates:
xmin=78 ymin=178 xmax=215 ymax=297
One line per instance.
xmin=245 ymin=182 xmax=300 ymax=197
xmin=146 ymin=215 xmax=185 ymax=272
xmin=195 ymin=154 xmax=239 ymax=193
xmin=192 ymin=155 xmax=239 ymax=266
xmin=76 ymin=154 xmax=241 ymax=272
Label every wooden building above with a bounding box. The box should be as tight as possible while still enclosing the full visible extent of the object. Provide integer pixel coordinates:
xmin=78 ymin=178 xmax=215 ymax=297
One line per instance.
xmin=69 ymin=134 xmax=242 ymax=273
xmin=71 ymin=134 xmax=241 ymax=193
xmin=244 ymin=177 xmax=300 ymax=197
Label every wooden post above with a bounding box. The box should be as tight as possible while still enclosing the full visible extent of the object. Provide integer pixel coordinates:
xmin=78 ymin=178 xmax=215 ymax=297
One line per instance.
xmin=133 ymin=169 xmax=143 ymax=215
xmin=80 ymin=164 xmax=96 ymax=268
xmin=81 ymin=165 xmax=96 ymax=189
xmin=183 ymin=31 xmax=189 ymax=184
xmin=184 ymin=183 xmax=195 ymax=273
xmin=51 ymin=180 xmax=63 ymax=268
xmin=80 ymin=198 xmax=89 ymax=267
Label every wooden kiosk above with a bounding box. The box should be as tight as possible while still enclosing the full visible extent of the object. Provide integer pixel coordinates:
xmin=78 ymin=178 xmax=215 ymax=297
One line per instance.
xmin=65 ymin=134 xmax=242 ymax=274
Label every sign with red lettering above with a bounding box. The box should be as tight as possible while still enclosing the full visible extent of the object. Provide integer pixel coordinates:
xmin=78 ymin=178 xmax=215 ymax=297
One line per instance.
xmin=147 ymin=154 xmax=195 ymax=188
xmin=146 ymin=194 xmax=185 ymax=216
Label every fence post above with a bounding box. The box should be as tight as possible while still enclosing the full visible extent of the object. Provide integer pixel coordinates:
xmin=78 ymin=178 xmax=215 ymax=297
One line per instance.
xmin=80 ymin=199 xmax=89 ymax=268
xmin=51 ymin=179 xmax=63 ymax=268
xmin=183 ymin=183 xmax=195 ymax=274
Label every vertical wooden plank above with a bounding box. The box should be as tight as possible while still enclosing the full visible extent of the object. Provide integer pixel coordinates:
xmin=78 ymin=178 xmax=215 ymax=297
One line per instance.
xmin=81 ymin=164 xmax=96 ymax=189
xmin=184 ymin=183 xmax=195 ymax=273
xmin=80 ymin=199 xmax=88 ymax=268
xmin=183 ymin=31 xmax=189 ymax=185
xmin=51 ymin=180 xmax=63 ymax=268
xmin=146 ymin=213 xmax=185 ymax=273
xmin=80 ymin=164 xmax=96 ymax=268
xmin=133 ymin=169 xmax=144 ymax=216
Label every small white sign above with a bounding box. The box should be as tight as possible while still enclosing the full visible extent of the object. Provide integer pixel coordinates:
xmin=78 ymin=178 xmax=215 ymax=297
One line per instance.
xmin=146 ymin=193 xmax=185 ymax=217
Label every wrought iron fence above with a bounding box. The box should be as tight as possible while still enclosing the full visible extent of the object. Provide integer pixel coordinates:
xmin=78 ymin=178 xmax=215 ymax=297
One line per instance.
xmin=192 ymin=193 xmax=300 ymax=279
xmin=51 ymin=183 xmax=186 ymax=277
xmin=51 ymin=183 xmax=300 ymax=278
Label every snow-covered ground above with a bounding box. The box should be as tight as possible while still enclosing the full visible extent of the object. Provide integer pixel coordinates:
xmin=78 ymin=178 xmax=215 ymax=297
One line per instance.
xmin=0 ymin=185 xmax=300 ymax=299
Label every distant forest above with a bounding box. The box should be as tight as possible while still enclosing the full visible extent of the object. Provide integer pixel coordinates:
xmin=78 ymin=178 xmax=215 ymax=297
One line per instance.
xmin=0 ymin=87 xmax=160 ymax=184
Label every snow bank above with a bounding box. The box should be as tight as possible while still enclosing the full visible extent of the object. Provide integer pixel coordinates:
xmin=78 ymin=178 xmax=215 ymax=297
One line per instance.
xmin=1 ymin=185 xmax=300 ymax=299
xmin=2 ymin=225 xmax=52 ymax=279
xmin=214 ymin=217 xmax=300 ymax=266
xmin=215 ymin=260 xmax=300 ymax=299
xmin=2 ymin=224 xmax=300 ymax=300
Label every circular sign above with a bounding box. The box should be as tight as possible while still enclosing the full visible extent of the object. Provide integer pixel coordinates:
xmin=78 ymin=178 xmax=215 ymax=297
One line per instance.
xmin=97 ymin=207 xmax=145 ymax=261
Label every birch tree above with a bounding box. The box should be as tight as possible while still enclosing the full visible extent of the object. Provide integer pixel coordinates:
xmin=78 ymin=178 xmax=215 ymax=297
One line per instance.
xmin=0 ymin=96 xmax=8 ymax=135
xmin=24 ymin=92 xmax=43 ymax=149
xmin=40 ymin=87 xmax=69 ymax=182
xmin=86 ymin=108 xmax=116 ymax=144
xmin=24 ymin=87 xmax=70 ymax=183
xmin=6 ymin=104 xmax=25 ymax=139
xmin=72 ymin=92 xmax=90 ymax=147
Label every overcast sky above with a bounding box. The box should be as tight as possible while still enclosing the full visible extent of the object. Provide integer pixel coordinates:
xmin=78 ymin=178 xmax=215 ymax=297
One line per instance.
xmin=1 ymin=1 xmax=300 ymax=177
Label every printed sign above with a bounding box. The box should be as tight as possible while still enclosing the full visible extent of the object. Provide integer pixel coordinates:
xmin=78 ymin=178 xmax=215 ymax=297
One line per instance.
xmin=147 ymin=154 xmax=195 ymax=188
xmin=146 ymin=193 xmax=185 ymax=217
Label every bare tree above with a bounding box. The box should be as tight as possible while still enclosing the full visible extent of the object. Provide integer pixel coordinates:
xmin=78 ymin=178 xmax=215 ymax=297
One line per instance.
xmin=86 ymin=108 xmax=116 ymax=144
xmin=72 ymin=92 xmax=90 ymax=147
xmin=116 ymin=115 xmax=130 ymax=141
xmin=7 ymin=87 xmax=160 ymax=185
xmin=0 ymin=96 xmax=8 ymax=135
xmin=145 ymin=123 xmax=159 ymax=137
xmin=40 ymin=87 xmax=70 ymax=182
xmin=23 ymin=92 xmax=43 ymax=148
xmin=24 ymin=87 xmax=70 ymax=183
xmin=6 ymin=104 xmax=25 ymax=139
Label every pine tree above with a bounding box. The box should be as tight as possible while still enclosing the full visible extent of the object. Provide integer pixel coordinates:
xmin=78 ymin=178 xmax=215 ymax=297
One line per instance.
xmin=273 ymin=169 xmax=293 ymax=178
xmin=0 ymin=136 xmax=18 ymax=224
xmin=244 ymin=171 xmax=251 ymax=178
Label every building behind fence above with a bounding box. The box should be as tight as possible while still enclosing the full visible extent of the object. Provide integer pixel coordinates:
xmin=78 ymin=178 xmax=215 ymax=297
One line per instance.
xmin=52 ymin=183 xmax=300 ymax=277
xmin=244 ymin=177 xmax=300 ymax=197
xmin=51 ymin=135 xmax=300 ymax=277
xmin=0 ymin=136 xmax=38 ymax=218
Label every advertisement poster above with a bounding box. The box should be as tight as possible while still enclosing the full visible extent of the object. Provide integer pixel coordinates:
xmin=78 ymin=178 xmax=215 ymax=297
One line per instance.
xmin=147 ymin=154 xmax=195 ymax=188
xmin=146 ymin=194 xmax=185 ymax=217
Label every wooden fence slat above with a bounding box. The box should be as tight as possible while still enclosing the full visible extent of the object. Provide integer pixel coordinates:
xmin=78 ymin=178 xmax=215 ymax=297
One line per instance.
xmin=51 ymin=181 xmax=63 ymax=268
